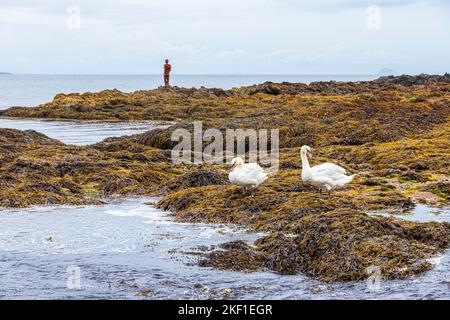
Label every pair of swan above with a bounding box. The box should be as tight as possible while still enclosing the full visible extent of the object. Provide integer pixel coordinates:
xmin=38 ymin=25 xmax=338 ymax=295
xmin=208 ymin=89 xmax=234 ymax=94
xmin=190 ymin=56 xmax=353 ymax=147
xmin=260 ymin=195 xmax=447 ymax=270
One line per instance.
xmin=228 ymin=145 xmax=355 ymax=195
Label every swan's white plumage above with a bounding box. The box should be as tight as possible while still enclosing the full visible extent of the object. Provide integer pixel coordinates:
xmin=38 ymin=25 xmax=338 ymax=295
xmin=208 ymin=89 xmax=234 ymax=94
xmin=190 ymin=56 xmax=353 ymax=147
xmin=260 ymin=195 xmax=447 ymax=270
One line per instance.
xmin=300 ymin=145 xmax=355 ymax=191
xmin=228 ymin=157 xmax=268 ymax=188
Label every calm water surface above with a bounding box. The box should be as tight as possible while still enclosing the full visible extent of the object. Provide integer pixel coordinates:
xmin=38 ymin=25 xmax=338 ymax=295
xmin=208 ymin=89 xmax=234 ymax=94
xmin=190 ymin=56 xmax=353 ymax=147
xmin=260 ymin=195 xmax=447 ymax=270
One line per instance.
xmin=0 ymin=118 xmax=169 ymax=145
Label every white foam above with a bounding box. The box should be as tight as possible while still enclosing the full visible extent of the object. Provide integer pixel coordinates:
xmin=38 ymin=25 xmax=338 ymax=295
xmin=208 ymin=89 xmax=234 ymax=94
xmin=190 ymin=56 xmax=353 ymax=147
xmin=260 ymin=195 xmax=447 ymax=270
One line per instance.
xmin=426 ymin=255 xmax=444 ymax=266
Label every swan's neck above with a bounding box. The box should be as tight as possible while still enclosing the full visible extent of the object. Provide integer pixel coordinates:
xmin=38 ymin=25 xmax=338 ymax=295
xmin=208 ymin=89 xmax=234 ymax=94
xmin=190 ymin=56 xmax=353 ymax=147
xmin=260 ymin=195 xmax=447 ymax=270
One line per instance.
xmin=232 ymin=164 xmax=243 ymax=172
xmin=301 ymin=152 xmax=311 ymax=178
xmin=301 ymin=152 xmax=310 ymax=169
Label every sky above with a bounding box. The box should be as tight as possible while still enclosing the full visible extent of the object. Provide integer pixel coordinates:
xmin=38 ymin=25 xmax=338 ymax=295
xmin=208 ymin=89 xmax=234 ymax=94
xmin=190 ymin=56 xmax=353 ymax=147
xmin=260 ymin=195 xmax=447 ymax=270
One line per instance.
xmin=0 ymin=0 xmax=449 ymax=74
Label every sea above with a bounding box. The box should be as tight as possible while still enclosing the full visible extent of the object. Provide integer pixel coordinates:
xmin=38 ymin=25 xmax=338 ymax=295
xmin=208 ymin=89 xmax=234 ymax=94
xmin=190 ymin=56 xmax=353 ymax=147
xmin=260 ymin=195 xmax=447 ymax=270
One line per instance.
xmin=0 ymin=74 xmax=377 ymax=109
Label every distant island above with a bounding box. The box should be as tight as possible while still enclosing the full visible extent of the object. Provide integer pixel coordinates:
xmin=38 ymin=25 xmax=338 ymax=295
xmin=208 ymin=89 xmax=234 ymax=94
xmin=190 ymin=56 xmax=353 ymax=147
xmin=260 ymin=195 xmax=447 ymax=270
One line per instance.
xmin=0 ymin=72 xmax=12 ymax=75
xmin=376 ymin=68 xmax=397 ymax=76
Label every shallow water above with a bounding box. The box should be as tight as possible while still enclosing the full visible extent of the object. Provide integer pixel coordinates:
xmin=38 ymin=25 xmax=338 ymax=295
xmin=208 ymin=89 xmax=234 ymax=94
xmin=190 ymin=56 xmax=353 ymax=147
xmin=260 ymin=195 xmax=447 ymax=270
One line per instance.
xmin=368 ymin=204 xmax=450 ymax=223
xmin=0 ymin=198 xmax=448 ymax=300
xmin=0 ymin=118 xmax=169 ymax=145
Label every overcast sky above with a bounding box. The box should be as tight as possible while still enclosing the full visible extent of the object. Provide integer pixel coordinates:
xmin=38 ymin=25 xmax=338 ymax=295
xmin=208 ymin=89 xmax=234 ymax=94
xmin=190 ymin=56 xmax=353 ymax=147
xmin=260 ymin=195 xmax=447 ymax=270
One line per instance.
xmin=0 ymin=0 xmax=449 ymax=74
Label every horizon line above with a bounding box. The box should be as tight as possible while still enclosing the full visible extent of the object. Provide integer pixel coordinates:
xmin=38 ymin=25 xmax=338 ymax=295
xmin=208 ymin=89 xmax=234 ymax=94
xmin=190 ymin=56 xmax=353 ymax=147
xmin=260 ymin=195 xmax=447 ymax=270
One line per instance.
xmin=1 ymin=73 xmax=385 ymax=76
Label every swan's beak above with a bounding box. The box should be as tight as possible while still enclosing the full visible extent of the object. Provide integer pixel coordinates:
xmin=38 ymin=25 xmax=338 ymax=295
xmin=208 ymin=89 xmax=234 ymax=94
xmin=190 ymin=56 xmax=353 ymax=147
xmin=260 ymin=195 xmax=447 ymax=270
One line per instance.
xmin=307 ymin=151 xmax=312 ymax=159
xmin=229 ymin=164 xmax=235 ymax=172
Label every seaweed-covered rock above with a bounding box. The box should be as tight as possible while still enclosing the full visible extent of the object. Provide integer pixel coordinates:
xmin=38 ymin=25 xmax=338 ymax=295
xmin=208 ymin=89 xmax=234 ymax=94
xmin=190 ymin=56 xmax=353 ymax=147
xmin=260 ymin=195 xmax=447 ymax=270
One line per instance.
xmin=2 ymin=76 xmax=449 ymax=150
xmin=199 ymin=240 xmax=266 ymax=272
xmin=374 ymin=73 xmax=450 ymax=86
xmin=0 ymin=128 xmax=178 ymax=207
xmin=258 ymin=210 xmax=449 ymax=281
xmin=164 ymin=169 xmax=228 ymax=191
xmin=135 ymin=125 xmax=182 ymax=150
xmin=201 ymin=210 xmax=450 ymax=282
xmin=422 ymin=181 xmax=450 ymax=200
xmin=158 ymin=181 xmax=449 ymax=282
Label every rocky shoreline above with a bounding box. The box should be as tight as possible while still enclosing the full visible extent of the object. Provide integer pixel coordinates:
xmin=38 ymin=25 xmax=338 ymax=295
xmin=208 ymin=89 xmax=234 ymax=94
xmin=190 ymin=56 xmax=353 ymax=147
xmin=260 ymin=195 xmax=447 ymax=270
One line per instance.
xmin=0 ymin=74 xmax=449 ymax=282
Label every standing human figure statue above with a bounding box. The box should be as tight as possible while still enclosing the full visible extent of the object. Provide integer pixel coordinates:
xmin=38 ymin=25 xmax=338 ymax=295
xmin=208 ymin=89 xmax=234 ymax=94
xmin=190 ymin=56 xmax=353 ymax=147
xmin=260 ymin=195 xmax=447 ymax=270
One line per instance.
xmin=164 ymin=59 xmax=171 ymax=86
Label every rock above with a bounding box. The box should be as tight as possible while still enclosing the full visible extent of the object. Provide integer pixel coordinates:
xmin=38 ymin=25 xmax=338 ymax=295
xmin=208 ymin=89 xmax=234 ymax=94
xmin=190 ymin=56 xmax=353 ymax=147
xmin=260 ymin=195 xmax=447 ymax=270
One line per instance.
xmin=0 ymin=128 xmax=179 ymax=207
xmin=399 ymin=172 xmax=429 ymax=183
xmin=310 ymin=285 xmax=329 ymax=293
xmin=135 ymin=288 xmax=154 ymax=297
xmin=374 ymin=73 xmax=450 ymax=86
xmin=199 ymin=240 xmax=266 ymax=272
xmin=422 ymin=182 xmax=450 ymax=200
xmin=218 ymin=288 xmax=232 ymax=296
xmin=163 ymin=169 xmax=228 ymax=191
xmin=361 ymin=179 xmax=388 ymax=186
xmin=193 ymin=283 xmax=210 ymax=293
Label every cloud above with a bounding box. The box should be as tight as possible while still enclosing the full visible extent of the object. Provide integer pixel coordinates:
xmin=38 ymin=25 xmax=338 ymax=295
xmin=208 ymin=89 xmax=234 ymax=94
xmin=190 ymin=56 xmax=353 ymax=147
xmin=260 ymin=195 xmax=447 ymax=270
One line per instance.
xmin=0 ymin=0 xmax=448 ymax=74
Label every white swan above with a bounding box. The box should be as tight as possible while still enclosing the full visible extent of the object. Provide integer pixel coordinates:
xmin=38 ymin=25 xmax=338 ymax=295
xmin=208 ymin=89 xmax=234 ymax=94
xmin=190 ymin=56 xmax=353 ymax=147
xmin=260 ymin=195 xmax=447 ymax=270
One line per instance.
xmin=300 ymin=145 xmax=355 ymax=195
xmin=229 ymin=157 xmax=268 ymax=194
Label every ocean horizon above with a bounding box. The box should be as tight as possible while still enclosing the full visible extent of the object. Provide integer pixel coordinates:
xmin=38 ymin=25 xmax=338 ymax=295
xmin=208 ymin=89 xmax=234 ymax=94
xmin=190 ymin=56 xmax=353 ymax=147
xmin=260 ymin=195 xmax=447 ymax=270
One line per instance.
xmin=0 ymin=74 xmax=377 ymax=109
